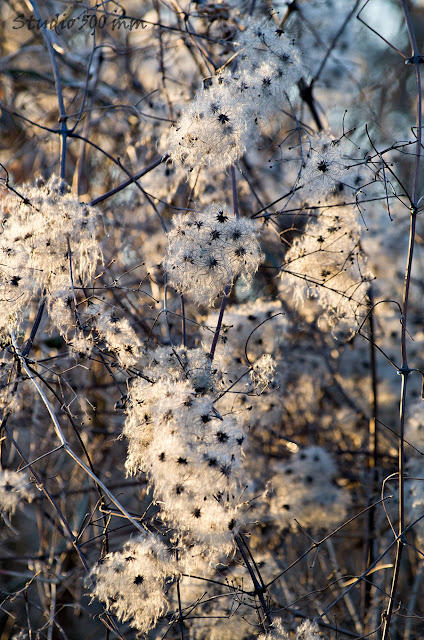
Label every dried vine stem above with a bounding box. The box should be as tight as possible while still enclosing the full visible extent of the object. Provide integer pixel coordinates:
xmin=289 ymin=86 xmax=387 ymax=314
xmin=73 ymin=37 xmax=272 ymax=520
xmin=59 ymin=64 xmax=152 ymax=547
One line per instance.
xmin=381 ymin=1 xmax=422 ymax=637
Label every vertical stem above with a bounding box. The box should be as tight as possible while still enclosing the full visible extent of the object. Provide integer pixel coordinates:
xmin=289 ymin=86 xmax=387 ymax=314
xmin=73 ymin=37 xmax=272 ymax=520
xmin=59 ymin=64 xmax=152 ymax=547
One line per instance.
xmin=382 ymin=2 xmax=421 ymax=637
xmin=231 ymin=165 xmax=239 ymax=218
xmin=21 ymin=298 xmax=46 ymax=357
xmin=239 ymin=532 xmax=267 ymax=591
xmin=362 ymin=288 xmax=379 ymax=627
xmin=210 ymin=165 xmax=239 ymax=361
xmin=297 ymin=78 xmax=323 ymax=132
xmin=209 ymin=285 xmax=230 ymax=361
xmin=176 ymin=581 xmax=185 ymax=639
xmin=75 ymin=49 xmax=103 ymax=197
xmin=368 ymin=291 xmax=379 ymax=475
xmin=235 ymin=535 xmax=271 ymax=628
xmin=164 ymin=274 xmax=174 ymax=347
xmin=29 ymin=1 xmax=68 ymax=181
xmin=20 ymin=2 xmax=68 ymax=357
xmin=180 ymin=294 xmax=186 ymax=347
xmin=175 ymin=550 xmax=185 ymax=639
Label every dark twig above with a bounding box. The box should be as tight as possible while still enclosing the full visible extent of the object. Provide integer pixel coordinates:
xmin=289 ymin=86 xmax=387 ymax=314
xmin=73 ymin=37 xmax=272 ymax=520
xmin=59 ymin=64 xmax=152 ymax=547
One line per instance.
xmin=380 ymin=2 xmax=422 ymax=637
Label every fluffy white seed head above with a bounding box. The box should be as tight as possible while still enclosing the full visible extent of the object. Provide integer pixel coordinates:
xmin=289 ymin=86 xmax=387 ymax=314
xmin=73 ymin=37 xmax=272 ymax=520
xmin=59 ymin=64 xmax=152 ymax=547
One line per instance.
xmin=167 ymin=19 xmax=305 ymax=171
xmin=94 ymin=311 xmax=145 ymax=368
xmin=256 ymin=618 xmax=290 ymax=640
xmin=0 ymin=176 xmax=102 ymax=338
xmin=301 ymin=133 xmax=347 ymax=201
xmin=165 ymin=204 xmax=262 ymax=306
xmin=267 ymin=446 xmax=349 ymax=532
xmin=281 ymin=204 xmax=370 ymax=331
xmin=167 ymin=78 xmax=251 ymax=172
xmin=0 ymin=469 xmax=34 ymax=518
xmin=89 ymin=533 xmax=179 ymax=634
xmin=123 ymin=346 xmax=247 ymax=558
